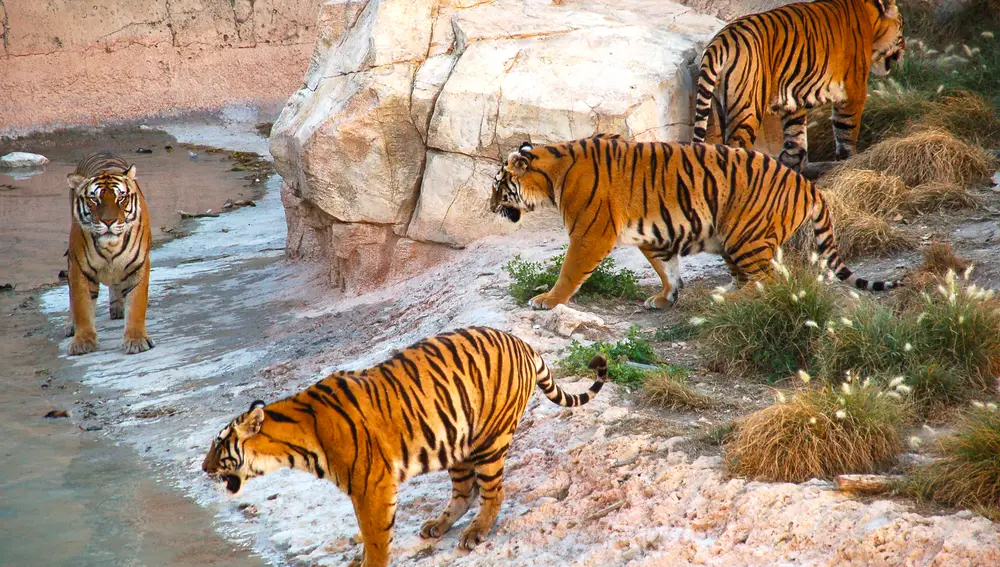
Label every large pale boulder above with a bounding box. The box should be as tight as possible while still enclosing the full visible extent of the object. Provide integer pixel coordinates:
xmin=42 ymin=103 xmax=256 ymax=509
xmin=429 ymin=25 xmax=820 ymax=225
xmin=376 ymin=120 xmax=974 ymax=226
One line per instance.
xmin=272 ymin=0 xmax=725 ymax=292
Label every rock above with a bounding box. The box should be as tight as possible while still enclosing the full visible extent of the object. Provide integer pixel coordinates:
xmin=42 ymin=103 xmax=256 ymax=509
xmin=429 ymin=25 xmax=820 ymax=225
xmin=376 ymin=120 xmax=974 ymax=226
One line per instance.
xmin=271 ymin=0 xmax=725 ymax=292
xmin=599 ymin=407 xmax=629 ymax=424
xmin=1 ymin=152 xmax=49 ymax=168
xmin=44 ymin=409 xmax=70 ymax=419
xmin=406 ymin=150 xmax=516 ymax=246
xmin=536 ymin=304 xmax=606 ymax=338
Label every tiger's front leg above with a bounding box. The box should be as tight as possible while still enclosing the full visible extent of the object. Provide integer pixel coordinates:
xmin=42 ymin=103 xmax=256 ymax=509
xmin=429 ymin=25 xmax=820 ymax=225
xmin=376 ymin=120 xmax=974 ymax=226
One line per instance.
xmin=529 ymin=237 xmax=616 ymax=310
xmin=122 ymin=260 xmax=154 ymax=354
xmin=349 ymin=479 xmax=398 ymax=567
xmin=68 ymin=261 xmax=100 ymax=356
xmin=832 ymin=94 xmax=866 ymax=161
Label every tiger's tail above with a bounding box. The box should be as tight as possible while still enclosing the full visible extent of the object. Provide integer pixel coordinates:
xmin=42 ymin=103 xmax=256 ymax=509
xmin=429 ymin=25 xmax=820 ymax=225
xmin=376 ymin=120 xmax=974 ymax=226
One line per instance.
xmin=811 ymin=192 xmax=902 ymax=291
xmin=534 ymin=354 xmax=608 ymax=407
xmin=692 ymin=37 xmax=725 ymax=144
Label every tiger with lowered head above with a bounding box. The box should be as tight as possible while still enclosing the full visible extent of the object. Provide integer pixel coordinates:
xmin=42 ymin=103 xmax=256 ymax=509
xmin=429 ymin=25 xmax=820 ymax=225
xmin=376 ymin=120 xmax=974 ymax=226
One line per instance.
xmin=692 ymin=0 xmax=905 ymax=171
xmin=202 ymin=327 xmax=608 ymax=567
xmin=65 ymin=152 xmax=154 ymax=355
xmin=490 ymin=134 xmax=900 ymax=310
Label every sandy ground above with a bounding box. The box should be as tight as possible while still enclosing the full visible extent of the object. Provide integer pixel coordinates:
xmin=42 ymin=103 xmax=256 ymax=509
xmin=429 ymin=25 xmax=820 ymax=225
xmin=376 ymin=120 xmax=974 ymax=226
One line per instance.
xmin=30 ymin=127 xmax=1000 ymax=567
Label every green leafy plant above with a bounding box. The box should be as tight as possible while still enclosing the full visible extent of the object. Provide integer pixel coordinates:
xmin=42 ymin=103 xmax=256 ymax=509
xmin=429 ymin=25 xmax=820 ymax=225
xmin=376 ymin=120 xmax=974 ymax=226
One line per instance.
xmin=503 ymin=253 xmax=642 ymax=304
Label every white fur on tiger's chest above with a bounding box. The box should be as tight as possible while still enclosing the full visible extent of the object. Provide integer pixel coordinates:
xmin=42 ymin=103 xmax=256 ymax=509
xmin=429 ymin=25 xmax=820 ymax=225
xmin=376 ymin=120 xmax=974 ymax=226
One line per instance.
xmin=89 ymin=231 xmax=142 ymax=285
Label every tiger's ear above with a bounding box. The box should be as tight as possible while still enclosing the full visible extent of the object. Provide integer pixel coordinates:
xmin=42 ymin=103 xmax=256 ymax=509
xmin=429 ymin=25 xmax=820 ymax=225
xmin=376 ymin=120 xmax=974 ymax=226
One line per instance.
xmin=237 ymin=406 xmax=265 ymax=438
xmin=505 ymin=151 xmax=530 ymax=176
xmin=518 ymin=141 xmax=533 ymax=152
xmin=125 ymin=165 xmax=137 ymax=179
xmin=873 ymin=0 xmax=896 ymax=15
xmin=67 ymin=173 xmax=87 ymax=190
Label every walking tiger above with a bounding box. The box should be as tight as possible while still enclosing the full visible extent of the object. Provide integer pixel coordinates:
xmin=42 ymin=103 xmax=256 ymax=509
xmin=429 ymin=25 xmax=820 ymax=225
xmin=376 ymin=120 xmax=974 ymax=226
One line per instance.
xmin=65 ymin=152 xmax=154 ymax=355
xmin=202 ymin=327 xmax=608 ymax=567
xmin=490 ymin=135 xmax=900 ymax=310
xmin=692 ymin=0 xmax=905 ymax=170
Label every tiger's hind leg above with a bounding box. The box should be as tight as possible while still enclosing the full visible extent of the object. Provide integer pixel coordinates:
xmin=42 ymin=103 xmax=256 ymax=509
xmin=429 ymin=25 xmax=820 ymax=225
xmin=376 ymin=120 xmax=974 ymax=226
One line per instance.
xmin=109 ymin=284 xmax=125 ymax=320
xmin=777 ymin=109 xmax=809 ymax=172
xmin=832 ymin=95 xmax=866 ymax=161
xmin=421 ymin=462 xmax=479 ymax=539
xmin=640 ymin=249 xmax=682 ymax=309
xmin=460 ymin=444 xmax=511 ymax=550
xmin=727 ymin=243 xmax=776 ymax=285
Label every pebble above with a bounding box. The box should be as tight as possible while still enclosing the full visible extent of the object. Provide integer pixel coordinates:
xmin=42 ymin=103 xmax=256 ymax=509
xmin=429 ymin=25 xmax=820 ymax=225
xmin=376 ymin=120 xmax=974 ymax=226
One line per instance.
xmin=1 ymin=152 xmax=49 ymax=168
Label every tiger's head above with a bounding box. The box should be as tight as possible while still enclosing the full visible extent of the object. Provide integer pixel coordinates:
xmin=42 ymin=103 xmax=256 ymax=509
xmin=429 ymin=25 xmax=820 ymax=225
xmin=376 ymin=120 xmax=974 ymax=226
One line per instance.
xmin=202 ymin=400 xmax=288 ymax=495
xmin=870 ymin=0 xmax=905 ymax=77
xmin=490 ymin=142 xmax=541 ymax=225
xmin=67 ymin=165 xmax=140 ymax=239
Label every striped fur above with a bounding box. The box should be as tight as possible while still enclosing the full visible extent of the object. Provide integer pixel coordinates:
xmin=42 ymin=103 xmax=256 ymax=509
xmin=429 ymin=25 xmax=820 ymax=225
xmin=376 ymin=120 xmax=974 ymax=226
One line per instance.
xmin=65 ymin=152 xmax=154 ymax=355
xmin=692 ymin=0 xmax=905 ymax=171
xmin=490 ymin=135 xmax=900 ymax=310
xmin=202 ymin=327 xmax=607 ymax=567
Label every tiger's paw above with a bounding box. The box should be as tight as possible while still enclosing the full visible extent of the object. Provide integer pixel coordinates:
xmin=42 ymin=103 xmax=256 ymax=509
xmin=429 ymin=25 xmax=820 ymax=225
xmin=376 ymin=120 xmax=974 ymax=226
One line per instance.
xmin=643 ymin=289 xmax=678 ymax=310
xmin=68 ymin=335 xmax=99 ymax=356
xmin=109 ymin=303 xmax=125 ymax=320
xmin=459 ymin=526 xmax=488 ymax=551
xmin=420 ymin=518 xmax=452 ymax=539
xmin=123 ymin=335 xmax=155 ymax=355
xmin=528 ymin=292 xmax=564 ymax=310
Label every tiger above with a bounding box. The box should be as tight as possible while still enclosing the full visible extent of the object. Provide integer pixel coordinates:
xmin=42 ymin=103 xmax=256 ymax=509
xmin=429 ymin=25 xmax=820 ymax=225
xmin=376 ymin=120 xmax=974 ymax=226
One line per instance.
xmin=691 ymin=0 xmax=905 ymax=171
xmin=202 ymin=327 xmax=608 ymax=567
xmin=65 ymin=152 xmax=154 ymax=355
xmin=490 ymin=135 xmax=900 ymax=310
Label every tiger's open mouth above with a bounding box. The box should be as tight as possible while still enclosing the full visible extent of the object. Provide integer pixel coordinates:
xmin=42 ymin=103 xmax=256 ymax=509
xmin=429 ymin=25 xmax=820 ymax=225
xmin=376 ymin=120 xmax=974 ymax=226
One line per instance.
xmin=219 ymin=474 xmax=242 ymax=493
xmin=499 ymin=206 xmax=522 ymax=223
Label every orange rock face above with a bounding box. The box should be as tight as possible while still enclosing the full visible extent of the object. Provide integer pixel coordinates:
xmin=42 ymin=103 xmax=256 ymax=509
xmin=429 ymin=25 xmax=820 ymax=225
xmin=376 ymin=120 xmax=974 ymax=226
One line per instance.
xmin=0 ymin=0 xmax=319 ymax=134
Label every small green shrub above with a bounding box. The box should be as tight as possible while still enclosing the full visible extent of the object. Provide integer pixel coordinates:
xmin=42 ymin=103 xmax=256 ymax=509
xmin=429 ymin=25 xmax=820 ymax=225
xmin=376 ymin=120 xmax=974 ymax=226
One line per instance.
xmin=816 ymin=269 xmax=1000 ymax=409
xmin=559 ymin=326 xmax=662 ymax=387
xmin=906 ymin=404 xmax=1000 ymax=519
xmin=695 ymin=251 xmax=841 ymax=380
xmin=726 ymin=377 xmax=909 ymax=482
xmin=915 ymin=270 xmax=1000 ymax=388
xmin=503 ymin=253 xmax=642 ymax=304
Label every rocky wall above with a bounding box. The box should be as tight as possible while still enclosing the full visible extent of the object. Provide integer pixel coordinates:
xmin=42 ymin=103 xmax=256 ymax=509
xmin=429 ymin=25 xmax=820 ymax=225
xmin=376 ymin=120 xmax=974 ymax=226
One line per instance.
xmin=0 ymin=0 xmax=320 ymax=134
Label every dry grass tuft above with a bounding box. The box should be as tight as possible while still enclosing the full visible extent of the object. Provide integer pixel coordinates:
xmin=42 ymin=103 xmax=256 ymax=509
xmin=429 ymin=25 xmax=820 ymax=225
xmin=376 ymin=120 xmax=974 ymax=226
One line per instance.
xmin=822 ymin=191 xmax=917 ymax=259
xmin=821 ymin=168 xmax=908 ymax=216
xmin=895 ymin=243 xmax=974 ymax=311
xmin=905 ymin=182 xmax=983 ymax=213
xmin=726 ymin=382 xmax=907 ymax=482
xmin=921 ymin=242 xmax=973 ymax=276
xmin=906 ymin=405 xmax=1000 ymax=518
xmin=638 ymin=371 xmax=715 ymax=410
xmin=843 ymin=129 xmax=996 ymax=187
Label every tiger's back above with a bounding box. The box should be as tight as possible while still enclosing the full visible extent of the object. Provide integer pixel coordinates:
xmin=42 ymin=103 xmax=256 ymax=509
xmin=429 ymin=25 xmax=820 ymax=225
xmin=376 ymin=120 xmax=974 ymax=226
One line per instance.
xmin=66 ymin=151 xmax=154 ymax=355
xmin=202 ymin=327 xmax=607 ymax=567
xmin=692 ymin=0 xmax=904 ymax=170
